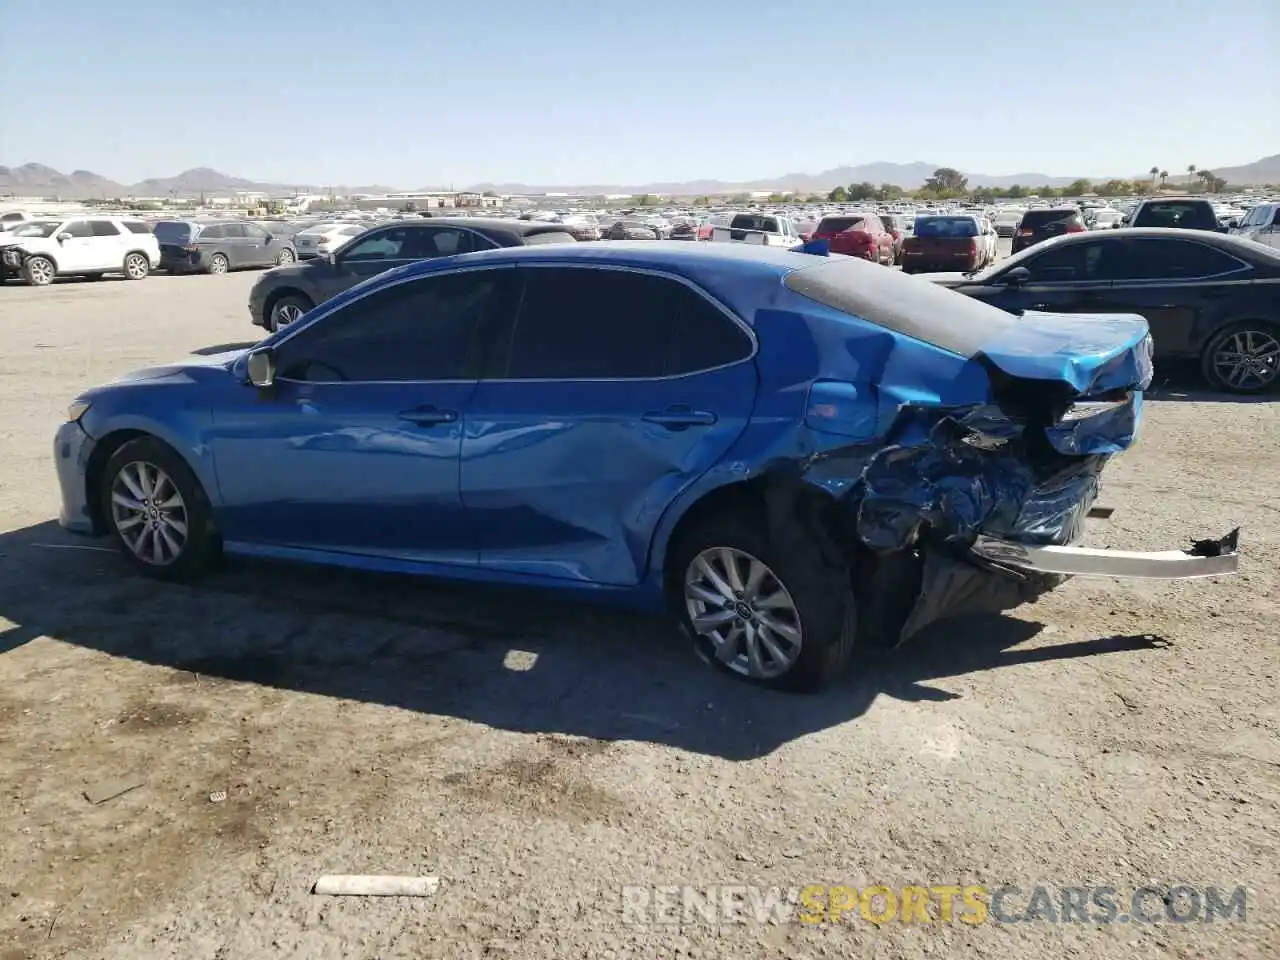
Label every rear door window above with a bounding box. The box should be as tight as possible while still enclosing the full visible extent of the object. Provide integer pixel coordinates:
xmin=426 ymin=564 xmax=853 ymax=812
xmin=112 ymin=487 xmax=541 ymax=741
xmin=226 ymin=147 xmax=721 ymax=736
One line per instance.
xmin=199 ymin=225 xmax=226 ymax=240
xmin=89 ymin=220 xmax=121 ymax=237
xmin=1111 ymin=239 xmax=1247 ymax=281
xmin=222 ymin=223 xmax=248 ymax=239
xmin=504 ymin=268 xmax=675 ymax=379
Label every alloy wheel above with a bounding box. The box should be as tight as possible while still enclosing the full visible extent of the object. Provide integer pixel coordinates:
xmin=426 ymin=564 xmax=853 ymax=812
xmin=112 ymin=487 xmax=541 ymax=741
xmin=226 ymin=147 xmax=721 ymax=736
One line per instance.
xmin=125 ymin=254 xmax=148 ymax=279
xmin=684 ymin=547 xmax=803 ymax=679
xmin=26 ymin=258 xmax=54 ymax=285
xmin=1212 ymin=328 xmax=1280 ymax=391
xmin=210 ymin=256 xmax=228 ymax=275
xmin=277 ymin=249 xmax=294 ymax=265
xmin=110 ymin=460 xmax=189 ymax=566
xmin=273 ymin=302 xmax=305 ymax=328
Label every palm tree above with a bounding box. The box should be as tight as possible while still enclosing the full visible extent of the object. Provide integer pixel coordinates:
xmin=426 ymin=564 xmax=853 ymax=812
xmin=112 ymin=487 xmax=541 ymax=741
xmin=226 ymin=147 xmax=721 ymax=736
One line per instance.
xmin=1159 ymin=170 xmax=1169 ymax=188
xmin=1187 ymin=163 xmax=1197 ymax=185
xmin=1149 ymin=166 xmax=1159 ymax=190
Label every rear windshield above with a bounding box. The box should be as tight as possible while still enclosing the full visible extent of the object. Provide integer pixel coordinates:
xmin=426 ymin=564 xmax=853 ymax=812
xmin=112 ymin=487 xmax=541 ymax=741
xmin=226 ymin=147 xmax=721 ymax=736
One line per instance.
xmin=816 ymin=216 xmax=866 ymax=233
xmin=522 ymin=230 xmax=577 ymax=246
xmin=1131 ymin=201 xmax=1218 ymax=230
xmin=1020 ymin=209 xmax=1078 ymax=229
xmin=913 ymin=216 xmax=979 ymax=238
xmin=785 ymin=257 xmax=1013 ymax=357
xmin=152 ymin=221 xmax=193 ymax=242
xmin=730 ymin=214 xmax=780 ymax=232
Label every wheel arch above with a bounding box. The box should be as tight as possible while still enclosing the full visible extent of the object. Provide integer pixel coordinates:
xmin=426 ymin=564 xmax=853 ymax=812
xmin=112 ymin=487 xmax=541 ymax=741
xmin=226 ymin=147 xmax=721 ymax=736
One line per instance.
xmin=650 ymin=472 xmax=853 ymax=590
xmin=262 ymin=286 xmax=314 ymax=325
xmin=22 ymin=249 xmax=59 ymax=270
xmin=85 ymin=427 xmax=212 ymax=534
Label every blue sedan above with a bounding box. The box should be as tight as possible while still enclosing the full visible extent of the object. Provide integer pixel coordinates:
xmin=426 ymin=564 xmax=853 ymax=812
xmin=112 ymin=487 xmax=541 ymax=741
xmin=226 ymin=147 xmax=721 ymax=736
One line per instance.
xmin=53 ymin=242 xmax=1238 ymax=690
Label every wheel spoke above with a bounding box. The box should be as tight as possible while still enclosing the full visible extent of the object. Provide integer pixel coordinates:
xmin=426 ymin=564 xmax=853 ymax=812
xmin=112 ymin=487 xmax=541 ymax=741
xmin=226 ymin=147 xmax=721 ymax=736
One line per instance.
xmin=744 ymin=623 xmax=765 ymax=677
xmin=718 ymin=548 xmax=745 ymax=592
xmin=755 ymin=589 xmax=793 ymax=611
xmin=693 ymin=608 xmax=737 ymax=632
xmin=119 ymin=467 xmax=146 ymax=501
xmin=695 ymin=555 xmax=736 ymax=602
xmin=743 ymin=558 xmax=768 ymax=600
xmin=757 ymin=626 xmax=791 ymax=665
xmin=757 ymin=612 xmax=801 ymax=645
xmin=715 ymin=625 xmax=744 ymax=664
xmin=112 ymin=491 xmax=144 ymax=511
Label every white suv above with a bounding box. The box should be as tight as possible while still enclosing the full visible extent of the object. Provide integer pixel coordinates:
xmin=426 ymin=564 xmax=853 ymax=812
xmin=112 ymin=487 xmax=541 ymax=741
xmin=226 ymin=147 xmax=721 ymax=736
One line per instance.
xmin=0 ymin=217 xmax=161 ymax=286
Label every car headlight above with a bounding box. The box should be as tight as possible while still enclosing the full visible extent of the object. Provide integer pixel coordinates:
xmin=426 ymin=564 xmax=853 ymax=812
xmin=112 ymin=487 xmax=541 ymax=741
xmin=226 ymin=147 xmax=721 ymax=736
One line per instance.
xmin=66 ymin=400 xmax=91 ymax=423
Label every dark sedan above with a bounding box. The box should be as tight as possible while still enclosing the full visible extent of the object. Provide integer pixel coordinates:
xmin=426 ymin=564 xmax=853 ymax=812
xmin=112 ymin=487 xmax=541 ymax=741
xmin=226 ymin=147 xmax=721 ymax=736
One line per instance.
xmin=916 ymin=228 xmax=1280 ymax=393
xmin=155 ymin=219 xmax=298 ymax=275
xmin=248 ymin=217 xmax=576 ymax=331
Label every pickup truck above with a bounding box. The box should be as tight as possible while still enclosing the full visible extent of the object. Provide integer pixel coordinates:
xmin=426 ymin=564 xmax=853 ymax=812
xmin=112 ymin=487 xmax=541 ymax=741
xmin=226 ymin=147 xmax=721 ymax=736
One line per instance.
xmin=710 ymin=212 xmax=801 ymax=247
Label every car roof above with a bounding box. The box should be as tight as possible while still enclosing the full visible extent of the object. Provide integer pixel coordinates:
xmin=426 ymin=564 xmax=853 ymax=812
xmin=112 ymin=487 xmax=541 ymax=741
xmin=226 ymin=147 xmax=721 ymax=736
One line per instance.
xmin=414 ymin=239 xmax=815 ymax=276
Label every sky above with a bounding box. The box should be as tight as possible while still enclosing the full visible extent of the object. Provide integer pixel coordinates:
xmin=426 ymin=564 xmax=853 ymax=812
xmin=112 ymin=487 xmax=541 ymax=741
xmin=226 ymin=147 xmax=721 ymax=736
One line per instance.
xmin=1 ymin=0 xmax=1276 ymax=188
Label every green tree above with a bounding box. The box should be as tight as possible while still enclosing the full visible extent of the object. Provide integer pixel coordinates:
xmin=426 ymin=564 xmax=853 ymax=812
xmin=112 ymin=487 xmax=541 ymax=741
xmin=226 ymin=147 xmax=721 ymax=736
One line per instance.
xmin=1186 ymin=164 xmax=1197 ymax=185
xmin=1065 ymin=179 xmax=1093 ymax=196
xmin=847 ymin=181 xmax=877 ymax=201
xmin=1149 ymin=166 xmax=1159 ymax=190
xmin=827 ymin=185 xmax=848 ymax=202
xmin=924 ymin=167 xmax=968 ymax=194
xmin=1005 ymin=184 xmax=1026 ymax=198
xmin=767 ymin=192 xmax=787 ymax=203
xmin=1159 ymin=170 xmax=1169 ymax=188
xmin=877 ymin=182 xmax=904 ymax=200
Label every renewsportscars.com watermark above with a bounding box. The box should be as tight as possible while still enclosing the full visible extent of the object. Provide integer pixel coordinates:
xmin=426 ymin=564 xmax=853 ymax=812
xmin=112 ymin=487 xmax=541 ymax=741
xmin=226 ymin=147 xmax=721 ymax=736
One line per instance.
xmin=622 ymin=884 xmax=1249 ymax=927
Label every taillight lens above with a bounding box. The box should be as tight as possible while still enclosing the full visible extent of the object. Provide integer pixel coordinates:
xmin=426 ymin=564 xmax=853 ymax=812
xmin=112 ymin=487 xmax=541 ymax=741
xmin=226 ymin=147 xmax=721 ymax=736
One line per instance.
xmin=1017 ymin=229 xmax=1033 ymax=236
xmin=1066 ymin=223 xmax=1086 ymax=233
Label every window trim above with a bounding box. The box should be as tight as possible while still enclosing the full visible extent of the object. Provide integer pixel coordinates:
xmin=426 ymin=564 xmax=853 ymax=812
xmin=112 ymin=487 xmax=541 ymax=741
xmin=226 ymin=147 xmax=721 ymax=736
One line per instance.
xmin=266 ymin=261 xmax=757 ymax=386
xmin=1107 ymin=238 xmax=1252 ymax=285
xmin=493 ymin=262 xmax=758 ymax=383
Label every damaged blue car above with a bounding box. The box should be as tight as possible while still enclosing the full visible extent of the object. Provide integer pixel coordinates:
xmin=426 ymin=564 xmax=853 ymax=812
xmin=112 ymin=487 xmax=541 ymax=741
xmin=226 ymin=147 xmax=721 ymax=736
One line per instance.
xmin=53 ymin=242 xmax=1240 ymax=691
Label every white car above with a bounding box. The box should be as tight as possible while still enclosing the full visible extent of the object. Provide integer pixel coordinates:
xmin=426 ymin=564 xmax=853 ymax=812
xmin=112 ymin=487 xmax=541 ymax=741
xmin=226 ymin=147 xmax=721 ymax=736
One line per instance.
xmin=0 ymin=217 xmax=160 ymax=286
xmin=292 ymin=222 xmax=368 ymax=260
xmin=1233 ymin=202 xmax=1280 ymax=249
xmin=0 ymin=209 xmax=34 ymax=234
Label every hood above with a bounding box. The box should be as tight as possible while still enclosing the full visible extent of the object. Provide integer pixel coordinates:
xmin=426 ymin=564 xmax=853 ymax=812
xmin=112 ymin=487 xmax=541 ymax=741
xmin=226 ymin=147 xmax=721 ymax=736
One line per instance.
xmin=111 ymin=348 xmax=247 ymax=384
xmin=259 ymin=260 xmax=322 ymax=284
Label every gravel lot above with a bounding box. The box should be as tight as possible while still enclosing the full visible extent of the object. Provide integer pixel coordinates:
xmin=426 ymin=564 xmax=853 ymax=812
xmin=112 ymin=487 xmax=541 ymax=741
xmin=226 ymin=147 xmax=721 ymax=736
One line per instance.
xmin=0 ymin=263 xmax=1277 ymax=960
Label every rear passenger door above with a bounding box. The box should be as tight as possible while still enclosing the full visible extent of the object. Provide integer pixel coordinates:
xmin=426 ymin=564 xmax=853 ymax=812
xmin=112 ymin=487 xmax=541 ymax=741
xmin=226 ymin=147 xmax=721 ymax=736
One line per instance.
xmin=87 ymin=220 xmax=126 ymax=270
xmin=459 ymin=266 xmax=759 ymax=586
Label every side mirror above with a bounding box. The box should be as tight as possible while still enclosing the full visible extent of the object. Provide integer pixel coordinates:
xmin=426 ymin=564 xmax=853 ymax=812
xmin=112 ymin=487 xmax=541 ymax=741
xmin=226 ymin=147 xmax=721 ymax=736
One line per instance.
xmin=325 ymin=251 xmax=338 ymax=267
xmin=1002 ymin=266 xmax=1032 ymax=286
xmin=246 ymin=348 xmax=276 ymax=388
xmin=57 ymin=233 xmax=73 ymax=243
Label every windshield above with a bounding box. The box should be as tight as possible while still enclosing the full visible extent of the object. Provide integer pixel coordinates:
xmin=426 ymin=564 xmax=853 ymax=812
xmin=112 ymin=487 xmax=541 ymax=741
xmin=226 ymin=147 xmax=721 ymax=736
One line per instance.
xmin=152 ymin=221 xmax=194 ymax=242
xmin=913 ymin=216 xmax=979 ymax=238
xmin=7 ymin=221 xmax=61 ymax=239
xmin=967 ymin=234 xmax=1073 ymax=281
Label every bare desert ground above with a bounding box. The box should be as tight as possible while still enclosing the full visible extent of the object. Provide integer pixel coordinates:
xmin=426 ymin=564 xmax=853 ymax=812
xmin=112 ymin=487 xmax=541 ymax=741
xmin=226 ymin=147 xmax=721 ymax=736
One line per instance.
xmin=1 ymin=268 xmax=1277 ymax=959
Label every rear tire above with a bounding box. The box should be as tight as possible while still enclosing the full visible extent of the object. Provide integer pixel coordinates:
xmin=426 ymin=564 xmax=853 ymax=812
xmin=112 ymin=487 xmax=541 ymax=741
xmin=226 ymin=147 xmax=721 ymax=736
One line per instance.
xmin=208 ymin=253 xmax=229 ymax=275
xmin=100 ymin=436 xmax=221 ymax=582
xmin=123 ymin=252 xmax=150 ymax=280
xmin=668 ymin=512 xmax=855 ymax=692
xmin=275 ymin=248 xmax=295 ymax=266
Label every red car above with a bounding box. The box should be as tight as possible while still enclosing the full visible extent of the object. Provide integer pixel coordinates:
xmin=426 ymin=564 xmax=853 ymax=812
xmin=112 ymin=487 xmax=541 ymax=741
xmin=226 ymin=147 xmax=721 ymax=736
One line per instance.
xmin=900 ymin=215 xmax=986 ymax=274
xmin=810 ymin=213 xmax=894 ymax=264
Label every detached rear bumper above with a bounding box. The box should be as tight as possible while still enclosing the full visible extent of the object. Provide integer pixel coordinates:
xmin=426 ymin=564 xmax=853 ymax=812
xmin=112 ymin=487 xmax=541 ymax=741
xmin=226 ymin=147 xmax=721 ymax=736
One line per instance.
xmin=970 ymin=528 xmax=1240 ymax=580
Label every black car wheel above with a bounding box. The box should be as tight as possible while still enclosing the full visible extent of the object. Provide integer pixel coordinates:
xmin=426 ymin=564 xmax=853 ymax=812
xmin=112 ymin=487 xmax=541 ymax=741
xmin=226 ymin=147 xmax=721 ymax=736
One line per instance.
xmin=100 ymin=436 xmax=221 ymax=582
xmin=269 ymin=293 xmax=314 ymax=332
xmin=669 ymin=512 xmax=856 ymax=692
xmin=1201 ymin=322 xmax=1280 ymax=394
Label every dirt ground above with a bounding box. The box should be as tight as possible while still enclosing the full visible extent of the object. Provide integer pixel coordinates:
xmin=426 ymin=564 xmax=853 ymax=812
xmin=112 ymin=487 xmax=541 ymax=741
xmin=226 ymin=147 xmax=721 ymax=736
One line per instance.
xmin=0 ymin=266 xmax=1277 ymax=960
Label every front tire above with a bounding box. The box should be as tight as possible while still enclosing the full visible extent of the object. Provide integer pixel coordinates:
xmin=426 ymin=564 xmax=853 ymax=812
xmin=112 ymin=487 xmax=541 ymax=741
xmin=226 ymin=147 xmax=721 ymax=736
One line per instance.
xmin=22 ymin=255 xmax=56 ymax=286
xmin=268 ymin=293 xmax=314 ymax=331
xmin=100 ymin=437 xmax=220 ymax=582
xmin=123 ymin=252 xmax=150 ymax=280
xmin=275 ymin=248 xmax=295 ymax=266
xmin=1200 ymin=321 xmax=1280 ymax=394
xmin=669 ymin=513 xmax=855 ymax=692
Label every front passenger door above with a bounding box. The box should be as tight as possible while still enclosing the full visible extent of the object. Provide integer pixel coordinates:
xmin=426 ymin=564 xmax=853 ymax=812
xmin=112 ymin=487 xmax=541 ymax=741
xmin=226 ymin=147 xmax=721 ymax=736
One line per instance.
xmin=207 ymin=267 xmax=517 ymax=560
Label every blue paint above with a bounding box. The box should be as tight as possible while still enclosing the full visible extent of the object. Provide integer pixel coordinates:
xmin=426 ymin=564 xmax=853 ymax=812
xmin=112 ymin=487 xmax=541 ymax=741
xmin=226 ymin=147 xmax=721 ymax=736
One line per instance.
xmin=58 ymin=242 xmax=1155 ymax=631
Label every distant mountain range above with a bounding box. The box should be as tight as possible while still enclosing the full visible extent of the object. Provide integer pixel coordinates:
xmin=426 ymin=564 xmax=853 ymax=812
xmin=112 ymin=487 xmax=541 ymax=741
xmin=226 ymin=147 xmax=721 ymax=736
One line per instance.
xmin=2 ymin=155 xmax=1277 ymax=200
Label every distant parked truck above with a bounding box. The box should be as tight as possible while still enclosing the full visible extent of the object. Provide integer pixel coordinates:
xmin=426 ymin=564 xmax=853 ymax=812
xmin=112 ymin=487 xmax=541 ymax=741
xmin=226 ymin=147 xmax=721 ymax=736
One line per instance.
xmin=710 ymin=212 xmax=802 ymax=247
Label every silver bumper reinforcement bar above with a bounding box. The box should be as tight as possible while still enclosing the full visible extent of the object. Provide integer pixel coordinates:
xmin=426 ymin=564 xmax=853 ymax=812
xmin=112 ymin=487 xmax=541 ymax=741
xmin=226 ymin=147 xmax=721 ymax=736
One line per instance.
xmin=970 ymin=528 xmax=1241 ymax=580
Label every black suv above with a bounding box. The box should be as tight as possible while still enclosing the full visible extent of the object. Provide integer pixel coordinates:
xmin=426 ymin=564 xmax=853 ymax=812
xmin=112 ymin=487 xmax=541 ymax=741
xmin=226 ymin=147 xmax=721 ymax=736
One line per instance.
xmin=248 ymin=217 xmax=577 ymax=331
xmin=1125 ymin=197 xmax=1223 ymax=232
xmin=1011 ymin=208 xmax=1087 ymax=254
